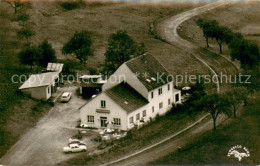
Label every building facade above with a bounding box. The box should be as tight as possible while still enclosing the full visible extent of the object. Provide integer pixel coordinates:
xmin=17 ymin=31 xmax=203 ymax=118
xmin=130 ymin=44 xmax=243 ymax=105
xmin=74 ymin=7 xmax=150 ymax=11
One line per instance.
xmin=80 ymin=54 xmax=181 ymax=130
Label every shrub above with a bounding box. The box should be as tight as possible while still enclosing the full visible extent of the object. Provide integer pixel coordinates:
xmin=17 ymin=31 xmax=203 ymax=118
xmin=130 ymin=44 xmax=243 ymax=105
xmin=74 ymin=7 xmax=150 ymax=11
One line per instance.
xmin=155 ymin=113 xmax=160 ymax=121
xmin=72 ymin=130 xmax=83 ymax=140
xmin=88 ymin=67 xmax=98 ymax=75
xmin=12 ymin=14 xmax=29 ymax=22
xmin=60 ymin=1 xmax=85 ymax=11
xmin=93 ymin=135 xmax=102 ymax=142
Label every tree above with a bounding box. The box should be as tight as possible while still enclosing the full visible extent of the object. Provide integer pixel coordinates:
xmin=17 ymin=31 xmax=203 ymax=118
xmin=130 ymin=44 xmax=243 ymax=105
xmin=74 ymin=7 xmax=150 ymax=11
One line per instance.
xmin=104 ymin=30 xmax=146 ymax=73
xmin=212 ymin=26 xmax=232 ymax=54
xmin=228 ymin=33 xmax=244 ymax=61
xmin=17 ymin=28 xmax=35 ymax=43
xmin=6 ymin=0 xmax=24 ymax=14
xmin=38 ymin=40 xmax=57 ymax=67
xmin=199 ymin=93 xmax=231 ymax=130
xmin=233 ymin=69 xmax=260 ymax=104
xmin=196 ymin=19 xmax=211 ymax=48
xmin=62 ymin=31 xmax=93 ymax=64
xmin=226 ymin=87 xmax=248 ymax=118
xmin=229 ymin=36 xmax=260 ymax=69
xmin=191 ymin=77 xmax=206 ymax=96
xmin=17 ymin=46 xmax=39 ymax=69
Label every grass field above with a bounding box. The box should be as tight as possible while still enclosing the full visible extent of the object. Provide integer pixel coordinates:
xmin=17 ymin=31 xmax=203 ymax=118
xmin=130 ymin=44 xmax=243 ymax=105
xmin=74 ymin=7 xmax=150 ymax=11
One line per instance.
xmin=0 ymin=1 xmax=210 ymax=77
xmin=150 ymin=92 xmax=260 ymax=165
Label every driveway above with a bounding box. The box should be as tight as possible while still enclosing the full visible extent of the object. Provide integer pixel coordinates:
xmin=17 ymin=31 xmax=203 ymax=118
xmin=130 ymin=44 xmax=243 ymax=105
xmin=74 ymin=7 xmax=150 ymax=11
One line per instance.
xmin=0 ymin=86 xmax=96 ymax=165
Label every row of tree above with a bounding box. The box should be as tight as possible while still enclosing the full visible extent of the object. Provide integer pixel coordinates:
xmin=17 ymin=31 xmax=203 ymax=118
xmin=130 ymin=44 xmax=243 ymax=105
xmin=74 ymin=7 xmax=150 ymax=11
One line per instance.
xmin=61 ymin=30 xmax=146 ymax=74
xmin=18 ymin=29 xmax=145 ymax=73
xmin=173 ymin=78 xmax=249 ymax=130
xmin=197 ymin=19 xmax=260 ymax=69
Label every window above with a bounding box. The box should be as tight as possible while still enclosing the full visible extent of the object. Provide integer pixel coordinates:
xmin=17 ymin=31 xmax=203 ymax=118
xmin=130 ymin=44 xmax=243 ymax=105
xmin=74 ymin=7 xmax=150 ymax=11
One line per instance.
xmin=168 ymin=84 xmax=170 ymax=91
xmin=48 ymin=86 xmax=50 ymax=94
xmin=152 ymin=106 xmax=154 ymax=113
xmin=159 ymin=102 xmax=163 ymax=109
xmin=113 ymin=118 xmax=121 ymax=126
xmin=87 ymin=115 xmax=94 ymax=123
xmin=168 ymin=98 xmax=171 ymax=105
xmin=129 ymin=116 xmax=133 ymax=124
xmin=175 ymin=94 xmax=180 ymax=102
xmin=101 ymin=100 xmax=106 ymax=108
xmin=142 ymin=110 xmax=146 ymax=117
xmin=151 ymin=92 xmax=154 ymax=99
xmin=158 ymin=88 xmax=162 ymax=95
xmin=136 ymin=113 xmax=140 ymax=121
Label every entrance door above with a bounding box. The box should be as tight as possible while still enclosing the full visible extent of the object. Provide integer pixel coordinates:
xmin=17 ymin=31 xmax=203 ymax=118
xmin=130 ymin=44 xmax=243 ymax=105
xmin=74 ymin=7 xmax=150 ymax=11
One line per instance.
xmin=100 ymin=117 xmax=107 ymax=128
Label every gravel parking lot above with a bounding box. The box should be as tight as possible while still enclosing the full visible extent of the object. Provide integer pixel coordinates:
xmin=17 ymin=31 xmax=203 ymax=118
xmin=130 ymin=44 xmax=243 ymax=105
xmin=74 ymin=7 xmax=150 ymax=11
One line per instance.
xmin=0 ymin=86 xmax=98 ymax=165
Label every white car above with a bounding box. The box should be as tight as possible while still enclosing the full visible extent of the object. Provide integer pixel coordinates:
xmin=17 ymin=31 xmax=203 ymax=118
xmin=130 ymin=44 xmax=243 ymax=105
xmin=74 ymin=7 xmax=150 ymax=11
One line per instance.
xmin=60 ymin=92 xmax=72 ymax=102
xmin=63 ymin=143 xmax=87 ymax=153
xmin=68 ymin=138 xmax=86 ymax=145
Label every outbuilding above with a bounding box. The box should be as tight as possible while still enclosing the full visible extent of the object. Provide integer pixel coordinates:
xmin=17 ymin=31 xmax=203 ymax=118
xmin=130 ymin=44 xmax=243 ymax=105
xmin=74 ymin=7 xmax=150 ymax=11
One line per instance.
xmin=19 ymin=72 xmax=60 ymax=100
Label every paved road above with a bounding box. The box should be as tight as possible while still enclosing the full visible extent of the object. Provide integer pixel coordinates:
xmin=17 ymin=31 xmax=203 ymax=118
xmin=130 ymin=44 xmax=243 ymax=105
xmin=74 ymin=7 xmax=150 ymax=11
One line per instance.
xmin=0 ymin=86 xmax=95 ymax=165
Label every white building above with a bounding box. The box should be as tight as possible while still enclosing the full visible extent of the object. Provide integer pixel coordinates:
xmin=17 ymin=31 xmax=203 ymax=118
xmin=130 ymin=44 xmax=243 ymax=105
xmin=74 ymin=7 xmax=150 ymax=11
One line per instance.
xmin=19 ymin=63 xmax=63 ymax=100
xmin=80 ymin=54 xmax=181 ymax=130
xmin=19 ymin=72 xmax=59 ymax=100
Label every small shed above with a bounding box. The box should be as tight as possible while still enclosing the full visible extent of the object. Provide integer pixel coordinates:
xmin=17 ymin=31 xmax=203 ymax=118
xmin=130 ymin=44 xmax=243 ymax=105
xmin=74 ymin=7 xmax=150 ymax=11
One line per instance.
xmin=19 ymin=72 xmax=59 ymax=100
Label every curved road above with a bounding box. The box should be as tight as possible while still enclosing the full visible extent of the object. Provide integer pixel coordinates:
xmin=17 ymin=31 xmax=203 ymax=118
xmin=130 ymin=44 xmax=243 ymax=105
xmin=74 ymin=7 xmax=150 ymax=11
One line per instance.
xmin=105 ymin=1 xmax=228 ymax=165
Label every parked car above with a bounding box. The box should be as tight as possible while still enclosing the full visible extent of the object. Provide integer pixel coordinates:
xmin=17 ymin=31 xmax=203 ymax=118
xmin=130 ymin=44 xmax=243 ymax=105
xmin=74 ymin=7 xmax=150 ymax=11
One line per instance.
xmin=63 ymin=143 xmax=87 ymax=153
xmin=68 ymin=138 xmax=86 ymax=146
xmin=60 ymin=92 xmax=72 ymax=102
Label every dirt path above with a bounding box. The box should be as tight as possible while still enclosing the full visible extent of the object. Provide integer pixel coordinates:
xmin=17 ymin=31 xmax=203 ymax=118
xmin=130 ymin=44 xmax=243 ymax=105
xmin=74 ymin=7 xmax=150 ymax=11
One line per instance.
xmin=157 ymin=1 xmax=227 ymax=51
xmin=0 ymin=86 xmax=94 ymax=165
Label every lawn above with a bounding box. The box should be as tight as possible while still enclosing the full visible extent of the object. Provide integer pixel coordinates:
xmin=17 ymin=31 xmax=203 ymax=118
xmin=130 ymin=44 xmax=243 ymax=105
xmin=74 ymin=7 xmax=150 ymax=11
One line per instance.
xmin=61 ymin=109 xmax=205 ymax=165
xmin=3 ymin=1 xmax=209 ymax=79
xmin=150 ymin=92 xmax=260 ymax=165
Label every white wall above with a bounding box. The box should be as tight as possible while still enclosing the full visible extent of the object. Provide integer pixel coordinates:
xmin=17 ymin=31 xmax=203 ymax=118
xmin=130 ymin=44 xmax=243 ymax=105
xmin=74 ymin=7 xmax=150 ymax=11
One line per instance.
xmin=126 ymin=104 xmax=149 ymax=129
xmin=22 ymin=86 xmax=50 ymax=100
xmin=147 ymin=81 xmax=174 ymax=117
xmin=102 ymin=63 xmax=148 ymax=99
xmin=80 ymin=93 xmax=128 ymax=130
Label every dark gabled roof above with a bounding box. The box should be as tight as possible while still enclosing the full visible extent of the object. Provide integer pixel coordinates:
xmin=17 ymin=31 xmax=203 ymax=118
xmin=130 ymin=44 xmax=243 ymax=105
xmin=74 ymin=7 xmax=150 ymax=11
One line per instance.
xmin=125 ymin=54 xmax=172 ymax=91
xmin=105 ymin=83 xmax=148 ymax=113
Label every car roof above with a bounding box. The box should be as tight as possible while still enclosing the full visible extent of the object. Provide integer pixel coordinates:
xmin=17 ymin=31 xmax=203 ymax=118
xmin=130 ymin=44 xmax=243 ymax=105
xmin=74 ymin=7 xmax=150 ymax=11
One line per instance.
xmin=69 ymin=143 xmax=79 ymax=147
xmin=62 ymin=92 xmax=70 ymax=97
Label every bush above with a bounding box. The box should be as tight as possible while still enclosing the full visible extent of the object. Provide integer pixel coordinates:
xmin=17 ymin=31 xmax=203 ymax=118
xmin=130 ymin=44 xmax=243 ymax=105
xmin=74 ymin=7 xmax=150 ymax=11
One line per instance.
xmin=93 ymin=135 xmax=102 ymax=142
xmin=155 ymin=113 xmax=161 ymax=121
xmin=60 ymin=1 xmax=85 ymax=11
xmin=12 ymin=14 xmax=29 ymax=22
xmin=72 ymin=130 xmax=83 ymax=140
xmin=88 ymin=67 xmax=98 ymax=75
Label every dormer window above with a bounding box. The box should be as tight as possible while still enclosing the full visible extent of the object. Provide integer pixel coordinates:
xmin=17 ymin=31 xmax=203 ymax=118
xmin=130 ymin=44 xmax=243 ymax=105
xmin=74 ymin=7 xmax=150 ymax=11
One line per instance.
xmin=101 ymin=100 xmax=106 ymax=108
xmin=158 ymin=88 xmax=162 ymax=95
xmin=151 ymin=92 xmax=154 ymax=99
